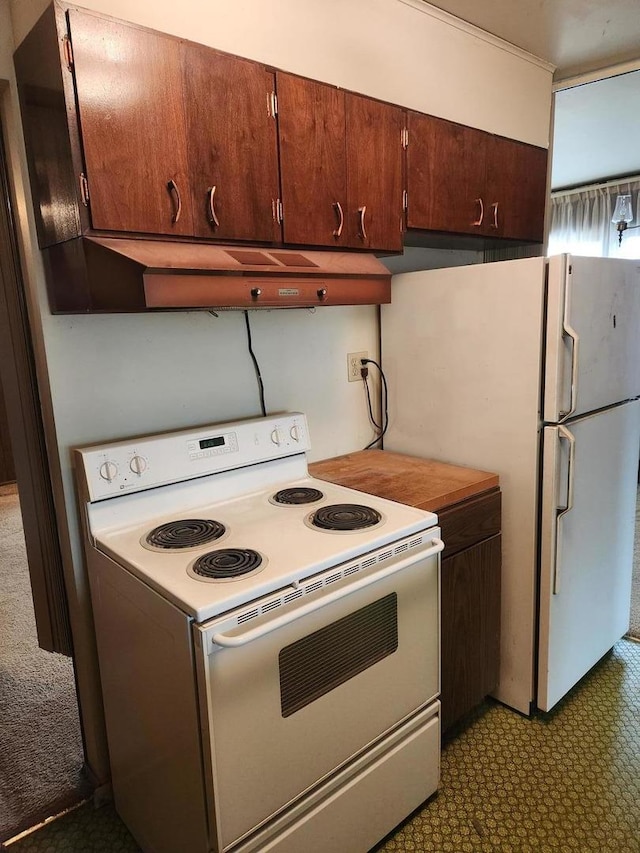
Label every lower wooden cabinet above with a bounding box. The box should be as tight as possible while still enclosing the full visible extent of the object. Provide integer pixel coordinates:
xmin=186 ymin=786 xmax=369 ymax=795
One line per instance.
xmin=441 ymin=534 xmax=501 ymax=733
xmin=438 ymin=488 xmax=502 ymax=733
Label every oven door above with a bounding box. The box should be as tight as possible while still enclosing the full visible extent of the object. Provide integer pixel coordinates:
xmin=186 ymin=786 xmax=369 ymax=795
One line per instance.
xmin=194 ymin=532 xmax=442 ymax=851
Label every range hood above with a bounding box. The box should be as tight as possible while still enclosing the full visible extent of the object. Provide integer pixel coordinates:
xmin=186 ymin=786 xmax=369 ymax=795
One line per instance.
xmin=42 ymin=236 xmax=392 ymax=314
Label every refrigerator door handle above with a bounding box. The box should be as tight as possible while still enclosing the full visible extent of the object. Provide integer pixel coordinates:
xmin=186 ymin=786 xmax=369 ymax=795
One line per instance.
xmin=554 ymin=425 xmax=576 ymax=594
xmin=559 ymin=321 xmax=579 ymax=421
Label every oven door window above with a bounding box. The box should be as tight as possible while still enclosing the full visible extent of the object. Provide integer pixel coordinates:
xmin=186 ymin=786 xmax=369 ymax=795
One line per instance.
xmin=279 ymin=593 xmax=398 ymax=717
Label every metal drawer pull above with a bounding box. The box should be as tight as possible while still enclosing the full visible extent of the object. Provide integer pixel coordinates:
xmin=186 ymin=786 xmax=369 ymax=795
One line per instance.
xmin=207 ymin=186 xmax=220 ymax=227
xmin=167 ymin=179 xmax=182 ymax=224
xmin=490 ymin=202 xmax=499 ymax=229
xmin=212 ymin=538 xmax=444 ymax=648
xmin=358 ymin=205 xmax=368 ymax=241
xmin=554 ymin=426 xmax=575 ymax=595
xmin=333 ymin=201 xmax=344 ymax=238
xmin=472 ymin=197 xmax=484 ymax=226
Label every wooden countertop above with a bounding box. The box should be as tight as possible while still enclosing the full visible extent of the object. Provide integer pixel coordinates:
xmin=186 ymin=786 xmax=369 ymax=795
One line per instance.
xmin=309 ymin=450 xmax=499 ymax=512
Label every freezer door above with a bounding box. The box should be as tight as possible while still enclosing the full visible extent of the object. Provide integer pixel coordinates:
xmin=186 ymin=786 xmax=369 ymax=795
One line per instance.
xmin=538 ymin=400 xmax=640 ymax=712
xmin=544 ymin=255 xmax=640 ymax=422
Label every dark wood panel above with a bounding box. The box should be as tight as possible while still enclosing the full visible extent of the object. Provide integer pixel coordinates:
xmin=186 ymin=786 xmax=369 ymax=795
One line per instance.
xmin=13 ymin=5 xmax=82 ymax=248
xmin=182 ymin=45 xmax=281 ymax=243
xmin=485 ymin=137 xmax=547 ymax=242
xmin=276 ymin=73 xmax=347 ymax=247
xmin=345 ymin=95 xmax=404 ymax=252
xmin=441 ymin=534 xmax=501 ymax=732
xmin=407 ymin=112 xmax=487 ymax=236
xmin=438 ymin=489 xmax=502 ymax=558
xmin=0 ymin=379 xmax=16 ymax=484
xmin=0 ymin=119 xmax=72 ymax=652
xmin=68 ymin=8 xmax=194 ymax=236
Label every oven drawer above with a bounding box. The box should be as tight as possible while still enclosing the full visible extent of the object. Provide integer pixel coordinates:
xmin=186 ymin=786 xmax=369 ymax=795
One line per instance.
xmin=236 ymin=703 xmax=440 ymax=853
xmin=194 ymin=535 xmax=441 ymax=850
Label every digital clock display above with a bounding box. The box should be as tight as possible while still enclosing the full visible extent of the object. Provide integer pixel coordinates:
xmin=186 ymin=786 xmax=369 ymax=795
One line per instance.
xmin=199 ymin=436 xmax=225 ymax=450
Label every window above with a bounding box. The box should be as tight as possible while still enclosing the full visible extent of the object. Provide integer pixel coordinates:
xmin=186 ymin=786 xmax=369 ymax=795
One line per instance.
xmin=548 ymin=179 xmax=640 ymax=259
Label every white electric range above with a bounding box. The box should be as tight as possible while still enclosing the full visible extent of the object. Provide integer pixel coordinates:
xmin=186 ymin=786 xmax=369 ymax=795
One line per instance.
xmin=75 ymin=413 xmax=442 ymax=853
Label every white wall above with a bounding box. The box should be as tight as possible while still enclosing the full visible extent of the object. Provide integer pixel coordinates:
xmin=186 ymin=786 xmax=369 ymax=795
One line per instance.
xmin=3 ymin=0 xmax=553 ymax=781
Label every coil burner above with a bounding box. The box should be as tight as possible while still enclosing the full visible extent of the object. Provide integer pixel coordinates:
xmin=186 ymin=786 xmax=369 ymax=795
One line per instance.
xmin=144 ymin=519 xmax=226 ymax=551
xmin=309 ymin=504 xmax=382 ymax=532
xmin=190 ymin=548 xmax=265 ymax=581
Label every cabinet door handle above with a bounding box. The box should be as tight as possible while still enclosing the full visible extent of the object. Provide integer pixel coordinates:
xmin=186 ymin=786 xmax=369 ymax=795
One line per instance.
xmin=207 ymin=186 xmax=220 ymax=227
xmin=472 ymin=197 xmax=484 ymax=226
xmin=333 ymin=201 xmax=344 ymax=238
xmin=167 ymin=179 xmax=182 ymax=224
xmin=358 ymin=205 xmax=368 ymax=242
xmin=490 ymin=202 xmax=499 ymax=229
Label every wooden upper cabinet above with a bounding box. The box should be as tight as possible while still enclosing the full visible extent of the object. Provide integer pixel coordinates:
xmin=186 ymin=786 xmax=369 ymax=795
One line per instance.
xmin=276 ymin=73 xmax=348 ymax=247
xmin=276 ymin=75 xmax=405 ymax=252
xmin=407 ymin=112 xmax=486 ymax=236
xmin=345 ymin=95 xmax=405 ymax=252
xmin=407 ymin=111 xmax=547 ymax=242
xmin=485 ymin=136 xmax=548 ymax=242
xmin=68 ymin=9 xmax=194 ymax=236
xmin=182 ymin=45 xmax=281 ymax=243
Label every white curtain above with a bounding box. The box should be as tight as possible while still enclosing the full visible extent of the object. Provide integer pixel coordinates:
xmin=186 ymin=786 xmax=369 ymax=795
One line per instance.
xmin=548 ymin=179 xmax=640 ymax=259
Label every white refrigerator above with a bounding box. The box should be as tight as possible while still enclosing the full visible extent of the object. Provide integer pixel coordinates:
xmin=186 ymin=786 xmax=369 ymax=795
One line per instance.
xmin=381 ymin=254 xmax=640 ymax=714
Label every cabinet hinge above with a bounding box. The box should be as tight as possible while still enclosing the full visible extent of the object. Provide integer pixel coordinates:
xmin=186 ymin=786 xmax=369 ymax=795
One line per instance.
xmin=402 ymin=189 xmax=408 ymax=211
xmin=62 ymin=34 xmax=73 ymax=70
xmin=272 ymin=198 xmax=283 ymax=224
xmin=268 ymin=91 xmax=278 ymax=118
xmin=79 ymin=173 xmax=90 ymax=206
xmin=401 ymin=127 xmax=408 ymax=149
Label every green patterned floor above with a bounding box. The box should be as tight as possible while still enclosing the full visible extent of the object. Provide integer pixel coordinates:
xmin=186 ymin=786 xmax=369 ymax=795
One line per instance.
xmin=5 ymin=640 xmax=639 ymax=853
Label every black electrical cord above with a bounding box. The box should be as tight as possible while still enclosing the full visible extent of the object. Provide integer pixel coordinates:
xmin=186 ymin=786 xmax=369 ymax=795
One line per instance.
xmin=361 ymin=358 xmax=388 ymax=449
xmin=363 ymin=376 xmax=382 ymax=431
xmin=244 ymin=310 xmax=267 ymax=417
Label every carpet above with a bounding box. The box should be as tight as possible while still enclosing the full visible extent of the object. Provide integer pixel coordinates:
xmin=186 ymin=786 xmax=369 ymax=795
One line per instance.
xmin=0 ymin=486 xmax=91 ymax=842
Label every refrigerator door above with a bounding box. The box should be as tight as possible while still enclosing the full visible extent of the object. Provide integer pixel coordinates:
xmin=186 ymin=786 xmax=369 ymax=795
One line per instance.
xmin=538 ymin=399 xmax=640 ymax=712
xmin=544 ymin=255 xmax=640 ymax=423
xmin=382 ymin=257 xmax=546 ymax=714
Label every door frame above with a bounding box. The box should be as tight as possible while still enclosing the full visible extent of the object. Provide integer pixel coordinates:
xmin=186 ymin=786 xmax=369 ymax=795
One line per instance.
xmin=0 ymin=82 xmax=72 ymax=655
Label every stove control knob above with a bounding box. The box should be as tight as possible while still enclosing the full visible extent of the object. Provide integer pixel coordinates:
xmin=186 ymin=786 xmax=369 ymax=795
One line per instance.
xmin=270 ymin=428 xmax=281 ymax=445
xmin=99 ymin=461 xmax=118 ymax=483
xmin=129 ymin=455 xmax=147 ymax=476
xmin=290 ymin=425 xmax=300 ymax=442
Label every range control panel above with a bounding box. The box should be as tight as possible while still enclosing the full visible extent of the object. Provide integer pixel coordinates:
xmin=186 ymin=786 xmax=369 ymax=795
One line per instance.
xmin=76 ymin=413 xmax=310 ymax=502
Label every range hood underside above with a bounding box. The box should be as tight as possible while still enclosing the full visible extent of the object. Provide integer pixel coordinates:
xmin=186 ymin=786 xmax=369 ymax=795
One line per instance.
xmin=42 ymin=236 xmax=392 ymax=313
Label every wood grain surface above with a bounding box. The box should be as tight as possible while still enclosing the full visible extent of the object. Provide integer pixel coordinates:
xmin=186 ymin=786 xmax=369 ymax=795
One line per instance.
xmin=309 ymin=449 xmax=499 ymax=512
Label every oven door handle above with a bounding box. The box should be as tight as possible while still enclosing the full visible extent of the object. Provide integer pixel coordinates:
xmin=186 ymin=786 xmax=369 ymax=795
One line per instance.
xmin=212 ymin=537 xmax=444 ymax=648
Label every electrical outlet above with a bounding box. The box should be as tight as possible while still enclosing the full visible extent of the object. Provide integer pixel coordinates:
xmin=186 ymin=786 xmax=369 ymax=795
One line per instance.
xmin=347 ymin=351 xmax=368 ymax=382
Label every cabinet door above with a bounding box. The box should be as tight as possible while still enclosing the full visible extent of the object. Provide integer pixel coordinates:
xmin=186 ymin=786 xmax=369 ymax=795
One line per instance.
xmin=485 ymin=137 xmax=547 ymax=242
xmin=276 ymin=73 xmax=347 ymax=247
xmin=68 ymin=10 xmax=193 ymax=236
xmin=441 ymin=534 xmax=501 ymax=732
xmin=345 ymin=95 xmax=405 ymax=252
xmin=406 ymin=112 xmax=487 ymax=236
xmin=182 ymin=45 xmax=281 ymax=243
